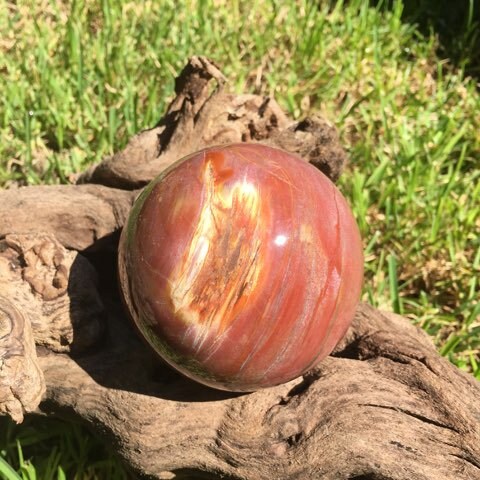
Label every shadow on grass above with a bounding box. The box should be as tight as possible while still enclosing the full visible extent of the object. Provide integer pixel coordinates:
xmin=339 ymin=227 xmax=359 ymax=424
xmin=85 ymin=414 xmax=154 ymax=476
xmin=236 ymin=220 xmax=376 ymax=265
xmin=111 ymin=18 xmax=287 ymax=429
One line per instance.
xmin=371 ymin=0 xmax=480 ymax=76
xmin=0 ymin=415 xmax=131 ymax=479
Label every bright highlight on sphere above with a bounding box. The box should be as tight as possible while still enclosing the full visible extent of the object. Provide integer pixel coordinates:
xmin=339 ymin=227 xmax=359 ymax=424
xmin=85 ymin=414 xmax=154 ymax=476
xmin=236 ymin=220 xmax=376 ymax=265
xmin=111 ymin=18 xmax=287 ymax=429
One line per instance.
xmin=118 ymin=143 xmax=364 ymax=392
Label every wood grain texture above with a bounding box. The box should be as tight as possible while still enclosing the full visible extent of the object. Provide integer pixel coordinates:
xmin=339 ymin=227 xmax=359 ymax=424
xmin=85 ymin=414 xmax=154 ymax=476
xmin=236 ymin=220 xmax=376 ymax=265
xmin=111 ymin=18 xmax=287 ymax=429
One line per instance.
xmin=0 ymin=185 xmax=136 ymax=251
xmin=0 ymin=56 xmax=478 ymax=479
xmin=0 ymin=297 xmax=45 ymax=423
xmin=37 ymin=303 xmax=480 ymax=480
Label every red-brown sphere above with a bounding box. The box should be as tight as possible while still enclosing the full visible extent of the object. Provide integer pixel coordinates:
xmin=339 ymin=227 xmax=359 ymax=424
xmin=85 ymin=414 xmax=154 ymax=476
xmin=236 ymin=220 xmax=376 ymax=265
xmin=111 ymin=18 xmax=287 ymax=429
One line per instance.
xmin=118 ymin=143 xmax=363 ymax=391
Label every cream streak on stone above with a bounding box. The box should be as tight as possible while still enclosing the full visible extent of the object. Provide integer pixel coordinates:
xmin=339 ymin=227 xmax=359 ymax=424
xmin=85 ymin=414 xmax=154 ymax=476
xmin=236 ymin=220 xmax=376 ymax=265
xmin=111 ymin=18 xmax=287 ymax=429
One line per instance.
xmin=168 ymin=157 xmax=263 ymax=347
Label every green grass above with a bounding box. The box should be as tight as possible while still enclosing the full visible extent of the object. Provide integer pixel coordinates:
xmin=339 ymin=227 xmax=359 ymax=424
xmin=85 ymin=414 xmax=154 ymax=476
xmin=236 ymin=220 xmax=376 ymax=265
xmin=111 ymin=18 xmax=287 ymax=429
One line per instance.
xmin=1 ymin=0 xmax=479 ymax=477
xmin=0 ymin=417 xmax=128 ymax=479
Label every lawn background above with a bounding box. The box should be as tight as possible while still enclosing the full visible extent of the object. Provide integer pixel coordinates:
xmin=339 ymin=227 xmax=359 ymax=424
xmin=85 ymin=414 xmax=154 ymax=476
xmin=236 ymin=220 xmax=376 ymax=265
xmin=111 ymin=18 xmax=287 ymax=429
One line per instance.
xmin=0 ymin=0 xmax=479 ymax=478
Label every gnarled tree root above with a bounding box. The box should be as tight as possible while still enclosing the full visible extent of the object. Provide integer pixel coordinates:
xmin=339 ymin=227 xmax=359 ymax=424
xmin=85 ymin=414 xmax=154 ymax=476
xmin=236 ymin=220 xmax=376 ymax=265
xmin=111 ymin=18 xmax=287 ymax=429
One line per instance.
xmin=0 ymin=57 xmax=478 ymax=480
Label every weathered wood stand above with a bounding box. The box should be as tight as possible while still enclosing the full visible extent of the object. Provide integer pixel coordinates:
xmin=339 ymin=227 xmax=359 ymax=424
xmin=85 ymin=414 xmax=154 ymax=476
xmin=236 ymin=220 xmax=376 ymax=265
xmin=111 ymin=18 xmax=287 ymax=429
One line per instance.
xmin=1 ymin=57 xmax=479 ymax=480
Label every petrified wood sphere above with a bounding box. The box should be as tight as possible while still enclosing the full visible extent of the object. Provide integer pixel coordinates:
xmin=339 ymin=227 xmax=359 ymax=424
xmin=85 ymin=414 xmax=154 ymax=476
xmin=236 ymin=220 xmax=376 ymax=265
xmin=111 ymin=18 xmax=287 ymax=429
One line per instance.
xmin=118 ymin=143 xmax=363 ymax=391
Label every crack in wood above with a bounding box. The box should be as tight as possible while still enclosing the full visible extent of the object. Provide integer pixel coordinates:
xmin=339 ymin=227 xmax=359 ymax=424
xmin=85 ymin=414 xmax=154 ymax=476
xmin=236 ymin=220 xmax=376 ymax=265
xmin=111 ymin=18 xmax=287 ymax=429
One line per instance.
xmin=449 ymin=452 xmax=480 ymax=471
xmin=360 ymin=403 xmax=460 ymax=434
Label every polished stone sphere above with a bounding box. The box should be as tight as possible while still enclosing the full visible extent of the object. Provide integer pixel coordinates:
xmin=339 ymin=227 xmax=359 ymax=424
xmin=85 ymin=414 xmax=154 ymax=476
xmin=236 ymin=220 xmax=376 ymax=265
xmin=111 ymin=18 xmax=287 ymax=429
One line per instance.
xmin=118 ymin=143 xmax=363 ymax=391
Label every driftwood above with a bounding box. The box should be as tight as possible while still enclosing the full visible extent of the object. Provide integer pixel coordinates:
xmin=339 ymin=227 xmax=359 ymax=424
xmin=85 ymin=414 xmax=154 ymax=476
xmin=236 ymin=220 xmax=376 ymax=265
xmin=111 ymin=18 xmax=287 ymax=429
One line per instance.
xmin=0 ymin=57 xmax=479 ymax=479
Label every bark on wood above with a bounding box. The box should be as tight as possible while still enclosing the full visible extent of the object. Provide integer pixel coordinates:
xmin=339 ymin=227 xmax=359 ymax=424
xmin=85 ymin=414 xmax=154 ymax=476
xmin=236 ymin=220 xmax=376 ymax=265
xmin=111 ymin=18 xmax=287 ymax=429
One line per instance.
xmin=0 ymin=56 xmax=479 ymax=479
